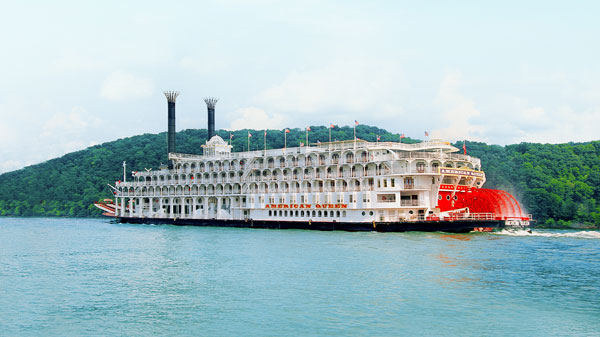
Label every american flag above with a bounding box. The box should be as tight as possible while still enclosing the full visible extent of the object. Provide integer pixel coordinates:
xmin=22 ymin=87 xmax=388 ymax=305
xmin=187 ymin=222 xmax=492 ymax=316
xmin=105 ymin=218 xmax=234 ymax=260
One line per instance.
xmin=285 ymin=129 xmax=290 ymax=133
xmin=377 ymin=135 xmax=380 ymax=141
xmin=248 ymin=132 xmax=252 ymax=137
xmin=424 ymin=131 xmax=429 ymax=137
xmin=306 ymin=126 xmax=311 ymax=131
xmin=355 ymin=120 xmax=359 ymax=126
xmin=330 ymin=123 xmax=335 ymax=128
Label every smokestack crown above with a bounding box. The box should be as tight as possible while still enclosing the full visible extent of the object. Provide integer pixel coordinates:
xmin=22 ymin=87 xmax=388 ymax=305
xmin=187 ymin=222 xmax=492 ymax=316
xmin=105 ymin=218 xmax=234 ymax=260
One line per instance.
xmin=164 ymin=91 xmax=179 ymax=103
xmin=204 ymin=97 xmax=218 ymax=108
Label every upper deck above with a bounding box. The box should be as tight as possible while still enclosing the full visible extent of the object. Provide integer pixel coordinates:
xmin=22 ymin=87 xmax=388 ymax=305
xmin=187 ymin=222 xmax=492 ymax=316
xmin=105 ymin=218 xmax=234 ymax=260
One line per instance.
xmin=168 ymin=139 xmax=479 ymax=168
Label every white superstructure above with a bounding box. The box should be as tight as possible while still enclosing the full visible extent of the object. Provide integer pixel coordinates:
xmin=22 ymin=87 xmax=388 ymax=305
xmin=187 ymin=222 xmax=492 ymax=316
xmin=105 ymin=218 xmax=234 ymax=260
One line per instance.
xmin=114 ymin=135 xmax=486 ymax=223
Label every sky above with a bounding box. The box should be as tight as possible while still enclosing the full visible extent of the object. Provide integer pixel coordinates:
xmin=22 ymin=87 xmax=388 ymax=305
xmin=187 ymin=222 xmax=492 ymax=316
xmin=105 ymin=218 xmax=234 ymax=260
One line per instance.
xmin=0 ymin=0 xmax=599 ymax=173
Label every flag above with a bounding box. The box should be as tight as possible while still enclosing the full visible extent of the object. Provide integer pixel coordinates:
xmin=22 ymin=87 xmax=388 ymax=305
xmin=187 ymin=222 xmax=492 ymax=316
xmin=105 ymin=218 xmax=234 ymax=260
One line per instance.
xmin=357 ymin=137 xmax=361 ymax=141
xmin=264 ymin=130 xmax=267 ymax=136
xmin=191 ymin=176 xmax=194 ymax=179
xmin=300 ymin=142 xmax=304 ymax=147
xmin=424 ymin=131 xmax=429 ymax=137
xmin=355 ymin=120 xmax=359 ymax=126
xmin=306 ymin=126 xmax=311 ymax=131
xmin=400 ymin=133 xmax=406 ymax=139
xmin=230 ymin=133 xmax=234 ymax=139
xmin=317 ymin=140 xmax=321 ymax=144
xmin=377 ymin=135 xmax=380 ymax=141
xmin=330 ymin=123 xmax=335 ymax=128
xmin=285 ymin=129 xmax=290 ymax=133
xmin=248 ymin=132 xmax=252 ymax=137
xmin=463 ymin=140 xmax=467 ymax=155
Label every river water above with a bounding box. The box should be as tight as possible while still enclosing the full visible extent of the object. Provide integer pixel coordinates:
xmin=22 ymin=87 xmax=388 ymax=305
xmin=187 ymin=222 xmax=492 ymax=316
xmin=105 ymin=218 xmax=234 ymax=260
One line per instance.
xmin=1 ymin=217 xmax=599 ymax=336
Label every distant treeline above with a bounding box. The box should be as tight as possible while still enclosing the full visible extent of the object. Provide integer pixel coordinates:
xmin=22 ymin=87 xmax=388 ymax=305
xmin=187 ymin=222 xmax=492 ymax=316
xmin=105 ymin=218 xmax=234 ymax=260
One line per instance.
xmin=0 ymin=125 xmax=598 ymax=228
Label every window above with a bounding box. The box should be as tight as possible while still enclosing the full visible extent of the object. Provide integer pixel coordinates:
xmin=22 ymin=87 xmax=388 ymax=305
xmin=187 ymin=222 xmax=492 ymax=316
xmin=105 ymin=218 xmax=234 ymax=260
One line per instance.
xmin=342 ymin=211 xmax=346 ymax=217
xmin=268 ymin=210 xmax=272 ymax=216
xmin=279 ymin=210 xmax=282 ymax=216
xmin=383 ymin=179 xmax=388 ymax=188
xmin=284 ymin=210 xmax=288 ymax=217
xmin=336 ymin=211 xmax=340 ymax=217
xmin=301 ymin=211 xmax=305 ymax=217
xmin=391 ymin=179 xmax=395 ymax=187
xmin=318 ymin=211 xmax=322 ymax=217
xmin=312 ymin=211 xmax=316 ymax=217
xmin=349 ymin=195 xmax=354 ymax=203
xmin=362 ymin=211 xmax=366 ymax=216
xmin=369 ymin=211 xmax=374 ymax=216
xmin=295 ymin=211 xmax=299 ymax=217
xmin=378 ymin=180 xmax=381 ymax=188
xmin=301 ymin=195 xmax=305 ymax=203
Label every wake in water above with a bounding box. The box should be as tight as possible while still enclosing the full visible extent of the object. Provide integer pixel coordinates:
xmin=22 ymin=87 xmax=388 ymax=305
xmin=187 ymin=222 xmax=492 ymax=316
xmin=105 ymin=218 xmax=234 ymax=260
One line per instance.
xmin=496 ymin=229 xmax=600 ymax=239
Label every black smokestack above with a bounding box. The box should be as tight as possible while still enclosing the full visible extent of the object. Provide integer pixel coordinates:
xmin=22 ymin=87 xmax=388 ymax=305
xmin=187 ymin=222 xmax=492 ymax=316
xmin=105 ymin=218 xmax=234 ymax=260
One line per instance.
xmin=164 ymin=91 xmax=179 ymax=157
xmin=204 ymin=97 xmax=218 ymax=140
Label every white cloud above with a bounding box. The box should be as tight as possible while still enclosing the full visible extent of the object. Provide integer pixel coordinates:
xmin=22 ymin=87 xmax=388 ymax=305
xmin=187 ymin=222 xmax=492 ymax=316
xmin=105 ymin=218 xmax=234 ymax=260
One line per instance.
xmin=42 ymin=106 xmax=102 ymax=137
xmin=228 ymin=107 xmax=286 ymax=130
xmin=256 ymin=59 xmax=407 ymax=119
xmin=100 ymin=71 xmax=154 ymax=101
xmin=431 ymin=70 xmax=483 ymax=141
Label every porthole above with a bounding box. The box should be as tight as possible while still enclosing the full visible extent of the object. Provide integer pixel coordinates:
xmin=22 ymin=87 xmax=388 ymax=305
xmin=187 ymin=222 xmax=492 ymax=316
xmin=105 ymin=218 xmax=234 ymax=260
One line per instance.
xmin=446 ymin=195 xmax=450 ymax=200
xmin=409 ymin=210 xmax=414 ymax=214
xmin=369 ymin=211 xmax=374 ymax=216
xmin=438 ymin=195 xmax=442 ymax=200
xmin=362 ymin=211 xmax=366 ymax=216
xmin=453 ymin=195 xmax=458 ymax=200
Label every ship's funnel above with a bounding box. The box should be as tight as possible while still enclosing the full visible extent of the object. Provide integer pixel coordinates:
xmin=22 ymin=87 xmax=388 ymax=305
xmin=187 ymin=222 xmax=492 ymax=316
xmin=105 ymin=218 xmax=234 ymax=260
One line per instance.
xmin=164 ymin=91 xmax=179 ymax=157
xmin=204 ymin=97 xmax=218 ymax=140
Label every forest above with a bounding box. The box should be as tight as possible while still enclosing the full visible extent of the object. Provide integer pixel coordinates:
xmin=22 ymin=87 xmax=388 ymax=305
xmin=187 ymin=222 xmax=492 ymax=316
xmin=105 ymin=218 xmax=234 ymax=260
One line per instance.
xmin=0 ymin=125 xmax=598 ymax=228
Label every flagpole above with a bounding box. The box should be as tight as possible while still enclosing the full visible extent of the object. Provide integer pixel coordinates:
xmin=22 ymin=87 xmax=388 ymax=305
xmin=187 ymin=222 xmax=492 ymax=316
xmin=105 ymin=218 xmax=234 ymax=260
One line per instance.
xmin=284 ymin=130 xmax=287 ymax=150
xmin=264 ymin=131 xmax=267 ymax=151
xmin=306 ymin=127 xmax=308 ymax=147
xmin=247 ymin=132 xmax=250 ymax=153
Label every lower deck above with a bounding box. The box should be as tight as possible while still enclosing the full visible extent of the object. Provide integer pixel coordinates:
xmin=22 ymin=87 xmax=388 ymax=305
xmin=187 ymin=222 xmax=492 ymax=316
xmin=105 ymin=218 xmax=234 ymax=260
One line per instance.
xmin=118 ymin=216 xmax=508 ymax=233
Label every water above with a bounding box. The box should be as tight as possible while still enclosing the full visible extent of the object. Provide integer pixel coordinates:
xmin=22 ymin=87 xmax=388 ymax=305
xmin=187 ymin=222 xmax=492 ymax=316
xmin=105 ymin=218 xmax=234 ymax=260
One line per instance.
xmin=1 ymin=218 xmax=599 ymax=336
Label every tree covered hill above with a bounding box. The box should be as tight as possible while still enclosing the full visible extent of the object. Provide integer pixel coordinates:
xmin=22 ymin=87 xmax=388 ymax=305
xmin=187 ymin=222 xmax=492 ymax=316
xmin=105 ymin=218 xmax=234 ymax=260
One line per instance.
xmin=0 ymin=125 xmax=598 ymax=227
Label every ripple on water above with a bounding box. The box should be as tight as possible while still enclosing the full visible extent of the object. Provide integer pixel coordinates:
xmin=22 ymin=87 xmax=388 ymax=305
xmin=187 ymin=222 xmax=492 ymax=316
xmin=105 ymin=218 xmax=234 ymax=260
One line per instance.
xmin=0 ymin=218 xmax=599 ymax=336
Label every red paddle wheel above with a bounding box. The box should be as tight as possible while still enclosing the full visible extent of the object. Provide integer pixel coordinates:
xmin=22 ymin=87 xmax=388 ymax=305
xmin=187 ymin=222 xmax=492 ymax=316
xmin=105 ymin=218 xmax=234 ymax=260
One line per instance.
xmin=438 ymin=188 xmax=530 ymax=221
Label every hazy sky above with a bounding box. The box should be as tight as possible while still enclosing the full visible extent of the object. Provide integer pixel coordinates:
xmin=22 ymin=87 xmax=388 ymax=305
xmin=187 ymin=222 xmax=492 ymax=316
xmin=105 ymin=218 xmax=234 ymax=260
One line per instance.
xmin=1 ymin=1 xmax=599 ymax=173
